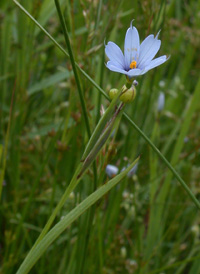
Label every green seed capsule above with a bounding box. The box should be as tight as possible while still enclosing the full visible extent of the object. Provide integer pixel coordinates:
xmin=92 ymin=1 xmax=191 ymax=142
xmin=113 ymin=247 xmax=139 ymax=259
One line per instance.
xmin=120 ymin=85 xmax=136 ymax=103
xmin=109 ymin=88 xmax=119 ymax=100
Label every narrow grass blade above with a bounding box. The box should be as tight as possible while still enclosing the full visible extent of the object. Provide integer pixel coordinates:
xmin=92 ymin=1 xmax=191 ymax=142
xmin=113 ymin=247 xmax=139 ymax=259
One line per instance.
xmin=123 ymin=112 xmax=200 ymax=209
xmin=157 ymin=77 xmax=200 ymax=205
xmin=54 ymin=0 xmax=91 ymax=137
xmin=0 ymin=83 xmax=15 ymax=199
xmin=28 ymin=71 xmax=72 ymax=95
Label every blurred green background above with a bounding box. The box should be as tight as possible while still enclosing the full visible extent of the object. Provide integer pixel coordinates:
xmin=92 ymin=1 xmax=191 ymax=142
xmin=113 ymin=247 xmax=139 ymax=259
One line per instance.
xmin=0 ymin=0 xmax=200 ymax=273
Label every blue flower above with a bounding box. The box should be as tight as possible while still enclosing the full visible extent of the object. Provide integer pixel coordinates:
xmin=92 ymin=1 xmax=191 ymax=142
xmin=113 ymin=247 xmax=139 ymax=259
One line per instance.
xmin=105 ymin=164 xmax=119 ymax=178
xmin=105 ymin=22 xmax=168 ymax=78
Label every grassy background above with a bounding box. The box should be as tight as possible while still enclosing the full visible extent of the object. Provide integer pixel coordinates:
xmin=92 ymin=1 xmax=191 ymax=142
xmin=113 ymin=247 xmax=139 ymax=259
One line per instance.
xmin=0 ymin=0 xmax=200 ymax=273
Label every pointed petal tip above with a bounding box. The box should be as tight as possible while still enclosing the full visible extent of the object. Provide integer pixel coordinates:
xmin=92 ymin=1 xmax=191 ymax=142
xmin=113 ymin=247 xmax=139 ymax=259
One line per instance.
xmin=160 ymin=54 xmax=170 ymax=62
xmin=130 ymin=19 xmax=135 ymax=28
xmin=156 ymin=29 xmax=161 ymax=39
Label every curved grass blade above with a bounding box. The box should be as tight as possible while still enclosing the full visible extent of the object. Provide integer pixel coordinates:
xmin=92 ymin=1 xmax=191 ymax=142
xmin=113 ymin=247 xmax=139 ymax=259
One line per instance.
xmin=16 ymin=156 xmax=140 ymax=274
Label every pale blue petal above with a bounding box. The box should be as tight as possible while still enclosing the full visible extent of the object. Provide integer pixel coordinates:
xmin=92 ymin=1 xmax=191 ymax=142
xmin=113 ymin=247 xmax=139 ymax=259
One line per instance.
xmin=106 ymin=61 xmax=128 ymax=75
xmin=138 ymin=34 xmax=161 ymax=68
xmin=124 ymin=25 xmax=140 ymax=70
xmin=143 ymin=55 xmax=168 ymax=71
xmin=137 ymin=34 xmax=154 ymax=63
xmin=127 ymin=68 xmax=144 ymax=77
xmin=105 ymin=42 xmax=125 ymax=69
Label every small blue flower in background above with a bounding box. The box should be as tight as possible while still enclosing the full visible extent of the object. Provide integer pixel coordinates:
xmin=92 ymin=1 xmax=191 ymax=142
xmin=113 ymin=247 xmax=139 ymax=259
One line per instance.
xmin=157 ymin=92 xmax=165 ymax=112
xmin=106 ymin=164 xmax=119 ymax=178
xmin=121 ymin=163 xmax=138 ymax=178
xmin=105 ymin=21 xmax=168 ymax=78
xmin=127 ymin=163 xmax=138 ymax=178
xmin=184 ymin=136 xmax=189 ymax=143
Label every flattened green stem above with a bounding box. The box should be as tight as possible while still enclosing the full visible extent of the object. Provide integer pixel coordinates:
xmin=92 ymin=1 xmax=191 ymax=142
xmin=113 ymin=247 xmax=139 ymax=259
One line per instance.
xmin=79 ymin=103 xmax=124 ymax=178
xmin=83 ymin=90 xmax=121 ymax=159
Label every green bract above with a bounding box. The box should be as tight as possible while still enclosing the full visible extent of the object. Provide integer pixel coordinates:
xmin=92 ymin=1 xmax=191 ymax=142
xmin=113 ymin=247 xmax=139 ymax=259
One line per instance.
xmin=120 ymin=85 xmax=136 ymax=103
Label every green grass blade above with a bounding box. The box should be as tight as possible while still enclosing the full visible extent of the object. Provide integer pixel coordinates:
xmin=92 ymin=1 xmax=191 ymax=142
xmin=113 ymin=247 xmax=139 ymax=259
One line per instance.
xmin=28 ymin=71 xmax=72 ymax=95
xmin=0 ymin=85 xmax=15 ymax=199
xmin=54 ymin=0 xmax=91 ymax=137
xmin=16 ymin=156 xmax=140 ymax=274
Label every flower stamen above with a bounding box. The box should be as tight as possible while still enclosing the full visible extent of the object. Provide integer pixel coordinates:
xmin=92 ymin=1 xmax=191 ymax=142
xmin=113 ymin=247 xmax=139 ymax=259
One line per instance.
xmin=130 ymin=60 xmax=137 ymax=69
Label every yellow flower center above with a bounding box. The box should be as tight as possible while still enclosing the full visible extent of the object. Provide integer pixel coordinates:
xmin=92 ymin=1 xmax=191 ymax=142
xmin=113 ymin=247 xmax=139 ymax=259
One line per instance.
xmin=129 ymin=60 xmax=137 ymax=69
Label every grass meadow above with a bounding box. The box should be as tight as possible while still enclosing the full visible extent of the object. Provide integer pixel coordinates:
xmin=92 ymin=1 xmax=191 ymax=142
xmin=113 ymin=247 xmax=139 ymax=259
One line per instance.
xmin=0 ymin=0 xmax=200 ymax=273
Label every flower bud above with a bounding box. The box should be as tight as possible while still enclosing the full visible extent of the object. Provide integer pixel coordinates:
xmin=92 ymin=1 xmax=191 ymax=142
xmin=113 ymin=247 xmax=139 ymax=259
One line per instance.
xmin=120 ymin=85 xmax=136 ymax=103
xmin=109 ymin=88 xmax=119 ymax=100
